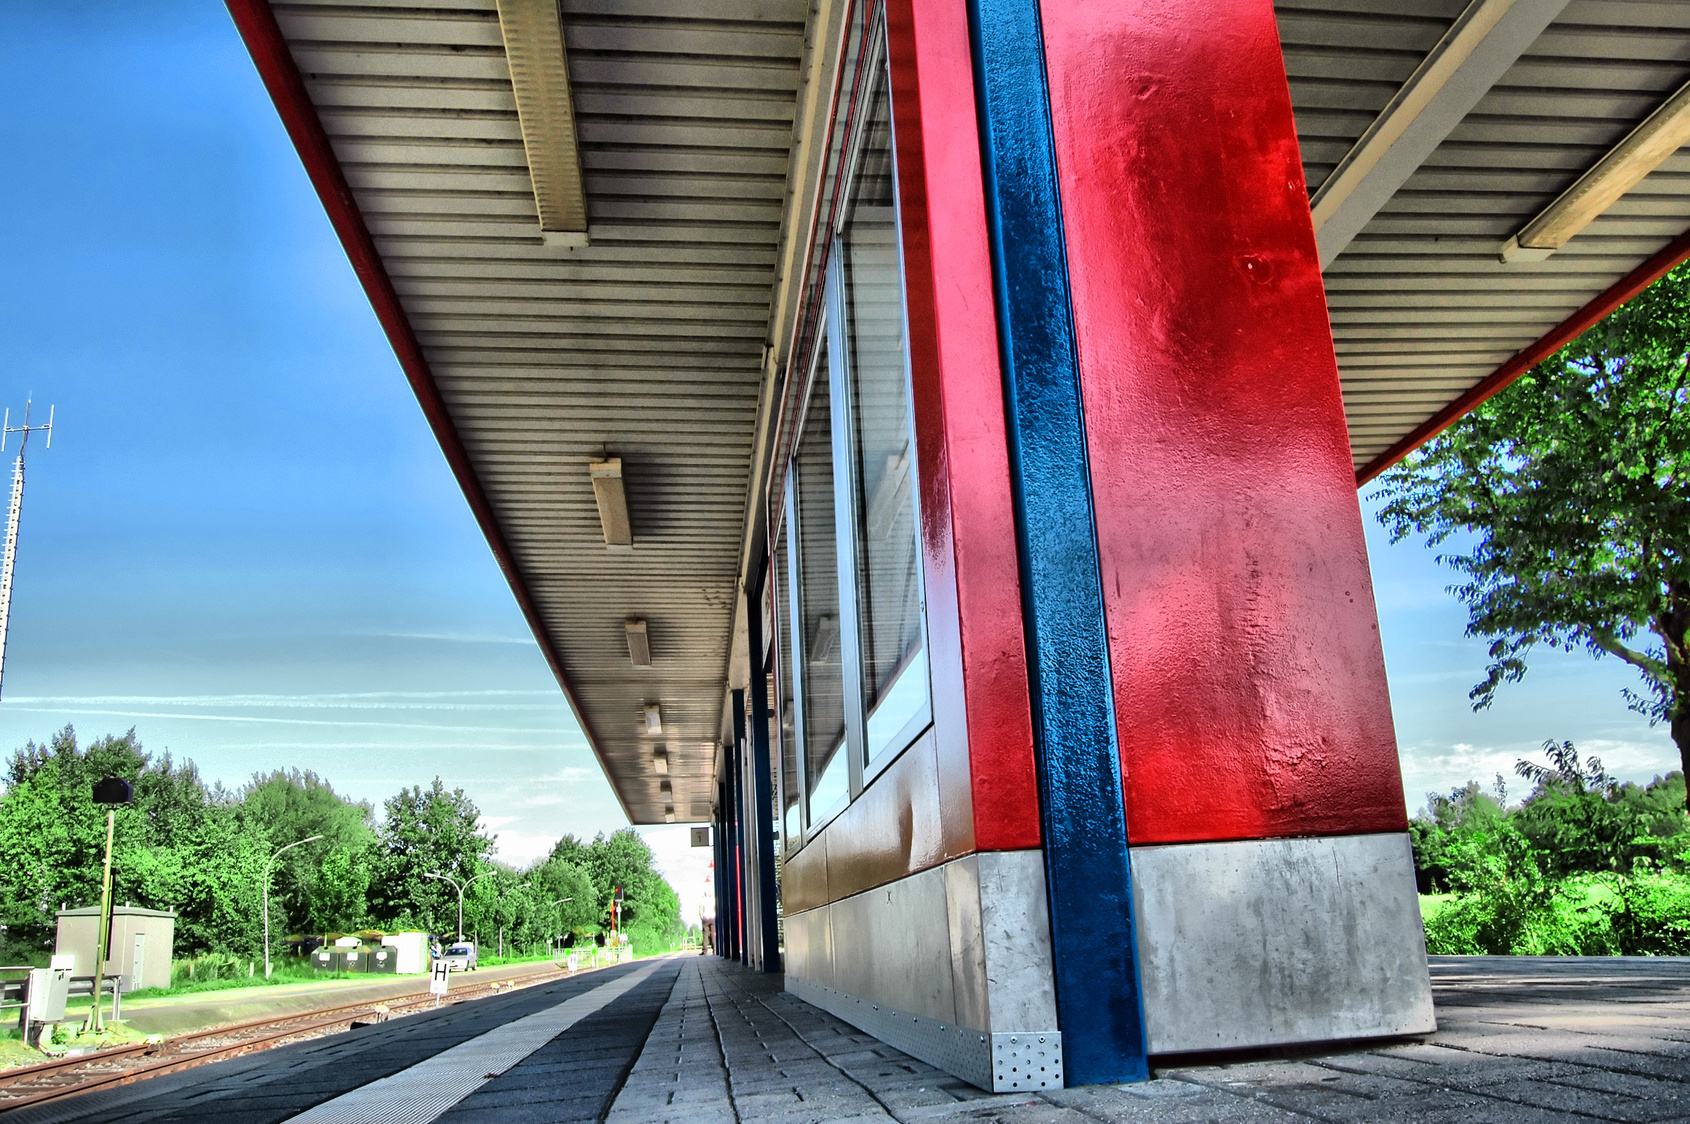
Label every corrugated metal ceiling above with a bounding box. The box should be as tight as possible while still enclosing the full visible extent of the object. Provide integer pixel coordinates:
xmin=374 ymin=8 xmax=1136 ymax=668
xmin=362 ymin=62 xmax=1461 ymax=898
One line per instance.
xmin=1279 ymin=0 xmax=1690 ymax=471
xmin=268 ymin=0 xmax=805 ymax=823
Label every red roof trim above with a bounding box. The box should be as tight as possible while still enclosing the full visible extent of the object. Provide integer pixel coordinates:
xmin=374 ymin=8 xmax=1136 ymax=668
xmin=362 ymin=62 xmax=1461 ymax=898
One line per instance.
xmin=224 ymin=1 xmax=623 ymax=814
xmin=1356 ymin=224 xmax=1690 ymax=485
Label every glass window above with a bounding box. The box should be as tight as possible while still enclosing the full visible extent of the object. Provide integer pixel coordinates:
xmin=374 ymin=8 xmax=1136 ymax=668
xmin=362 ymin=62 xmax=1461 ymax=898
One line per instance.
xmin=794 ymin=370 xmax=849 ymax=826
xmin=839 ymin=66 xmax=929 ymax=769
xmin=773 ymin=515 xmax=801 ymax=845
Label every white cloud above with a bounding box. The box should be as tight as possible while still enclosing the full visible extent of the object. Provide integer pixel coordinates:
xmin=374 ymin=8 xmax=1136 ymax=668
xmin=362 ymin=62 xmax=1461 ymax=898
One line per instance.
xmin=2 ymin=705 xmax=573 ymax=735
xmin=1398 ymin=735 xmax=1681 ymax=816
xmin=638 ymin=825 xmax=714 ymax=925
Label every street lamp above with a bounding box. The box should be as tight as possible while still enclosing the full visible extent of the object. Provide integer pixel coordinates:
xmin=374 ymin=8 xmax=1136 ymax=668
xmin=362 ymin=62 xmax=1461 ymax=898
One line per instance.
xmin=89 ymin=777 xmax=133 ymax=1034
xmin=423 ymin=870 xmax=494 ymax=941
xmin=263 ymin=834 xmax=324 ymax=980
xmin=493 ymin=880 xmax=530 ymax=959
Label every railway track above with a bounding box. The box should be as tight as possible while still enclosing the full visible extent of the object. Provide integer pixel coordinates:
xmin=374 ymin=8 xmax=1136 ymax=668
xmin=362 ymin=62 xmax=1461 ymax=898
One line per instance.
xmin=0 ymin=962 xmax=588 ymax=1112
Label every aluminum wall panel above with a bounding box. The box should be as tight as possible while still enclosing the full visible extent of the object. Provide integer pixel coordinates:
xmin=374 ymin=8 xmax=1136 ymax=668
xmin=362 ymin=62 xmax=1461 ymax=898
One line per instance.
xmin=1130 ymin=833 xmax=1436 ymax=1054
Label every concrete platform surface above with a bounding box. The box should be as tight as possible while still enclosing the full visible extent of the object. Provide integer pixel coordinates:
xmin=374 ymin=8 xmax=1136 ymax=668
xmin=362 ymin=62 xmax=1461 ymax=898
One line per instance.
xmin=13 ymin=955 xmax=1689 ymax=1123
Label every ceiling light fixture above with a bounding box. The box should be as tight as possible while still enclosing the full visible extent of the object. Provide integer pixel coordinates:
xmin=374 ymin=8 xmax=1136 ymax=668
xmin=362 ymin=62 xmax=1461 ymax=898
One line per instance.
xmin=664 ymin=806 xmax=676 ymax=824
xmin=590 ymin=458 xmax=632 ymax=549
xmin=644 ymin=703 xmax=662 ymax=734
xmin=494 ymin=0 xmax=589 ymax=247
xmin=653 ymin=747 xmax=669 ymax=775
xmin=1502 ymin=76 xmax=1690 ymax=262
xmin=625 ymin=618 xmax=651 ymax=666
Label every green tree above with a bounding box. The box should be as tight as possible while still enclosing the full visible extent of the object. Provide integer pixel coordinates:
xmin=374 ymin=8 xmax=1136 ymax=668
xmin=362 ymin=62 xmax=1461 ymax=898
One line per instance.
xmin=566 ymin=828 xmax=681 ymax=942
xmin=309 ymin=845 xmax=371 ymax=933
xmin=527 ymin=856 xmax=597 ymax=937
xmin=1410 ymin=777 xmax=1508 ymax=892
xmin=1511 ymin=740 xmax=1688 ymax=875
xmin=1375 ymin=262 xmax=1690 ymax=807
xmin=366 ymin=778 xmax=494 ymax=938
xmin=0 ymin=727 xmax=268 ymax=958
xmin=548 ymin=833 xmax=589 ymax=869
xmin=240 ymin=769 xmax=373 ymax=936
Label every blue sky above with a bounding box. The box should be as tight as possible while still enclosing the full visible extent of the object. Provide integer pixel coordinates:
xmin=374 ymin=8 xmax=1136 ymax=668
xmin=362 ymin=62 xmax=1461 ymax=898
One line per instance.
xmin=0 ymin=0 xmax=654 ymax=893
xmin=0 ymin=2 xmax=1678 ymax=923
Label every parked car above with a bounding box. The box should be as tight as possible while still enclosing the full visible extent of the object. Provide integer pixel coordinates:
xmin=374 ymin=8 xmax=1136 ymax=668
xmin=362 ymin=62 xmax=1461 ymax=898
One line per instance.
xmin=440 ymin=942 xmax=478 ymax=971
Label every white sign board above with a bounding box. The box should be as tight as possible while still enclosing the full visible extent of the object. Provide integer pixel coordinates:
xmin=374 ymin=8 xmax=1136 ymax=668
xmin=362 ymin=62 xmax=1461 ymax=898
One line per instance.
xmin=429 ymin=961 xmax=449 ymax=996
xmin=690 ymin=827 xmax=710 ymax=847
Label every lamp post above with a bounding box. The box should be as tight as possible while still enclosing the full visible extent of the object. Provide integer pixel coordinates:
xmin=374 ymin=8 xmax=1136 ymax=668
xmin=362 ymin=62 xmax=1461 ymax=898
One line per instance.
xmin=423 ymin=870 xmax=494 ymax=941
xmin=493 ymin=880 xmax=530 ymax=959
xmin=89 ymin=777 xmax=133 ymax=1034
xmin=263 ymin=834 xmax=323 ymax=980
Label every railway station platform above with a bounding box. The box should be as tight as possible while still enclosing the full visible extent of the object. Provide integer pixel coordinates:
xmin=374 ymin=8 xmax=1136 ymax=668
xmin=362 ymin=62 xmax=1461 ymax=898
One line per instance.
xmin=223 ymin=0 xmax=1690 ymax=1092
xmin=10 ymin=954 xmax=1690 ymax=1124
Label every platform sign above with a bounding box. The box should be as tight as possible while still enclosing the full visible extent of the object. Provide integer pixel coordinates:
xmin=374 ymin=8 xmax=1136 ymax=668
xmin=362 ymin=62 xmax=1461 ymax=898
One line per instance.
xmin=429 ymin=961 xmax=449 ymax=996
xmin=690 ymin=827 xmax=710 ymax=847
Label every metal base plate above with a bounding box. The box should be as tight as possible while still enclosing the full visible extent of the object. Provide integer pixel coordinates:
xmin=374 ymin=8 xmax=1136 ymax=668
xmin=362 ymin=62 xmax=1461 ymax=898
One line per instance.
xmin=786 ymin=975 xmax=1062 ymax=1092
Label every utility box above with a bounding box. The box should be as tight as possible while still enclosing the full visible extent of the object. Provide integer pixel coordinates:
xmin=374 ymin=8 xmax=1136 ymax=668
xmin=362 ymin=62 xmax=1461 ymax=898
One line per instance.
xmin=26 ymin=960 xmax=72 ymax=1024
xmin=55 ymin=906 xmax=175 ymax=993
xmin=380 ymin=932 xmax=431 ymax=974
xmin=370 ymin=945 xmax=399 ymax=973
xmin=312 ymin=948 xmax=344 ymax=973
xmin=345 ymin=949 xmax=372 ymax=973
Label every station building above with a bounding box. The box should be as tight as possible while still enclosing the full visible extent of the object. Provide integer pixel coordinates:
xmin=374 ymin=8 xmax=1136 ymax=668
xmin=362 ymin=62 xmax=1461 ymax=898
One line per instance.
xmin=233 ymin=0 xmax=1690 ymax=1090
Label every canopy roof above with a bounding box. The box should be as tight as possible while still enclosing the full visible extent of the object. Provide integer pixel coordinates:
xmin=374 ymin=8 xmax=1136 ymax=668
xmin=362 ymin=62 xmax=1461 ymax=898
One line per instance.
xmin=232 ymin=0 xmax=1690 ymax=821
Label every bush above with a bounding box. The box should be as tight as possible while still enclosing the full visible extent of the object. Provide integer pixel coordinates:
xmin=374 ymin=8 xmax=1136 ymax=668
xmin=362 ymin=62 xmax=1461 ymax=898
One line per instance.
xmin=624 ymin=917 xmax=686 ymax=957
xmin=1414 ymin=743 xmax=1689 ymax=956
xmin=172 ymin=952 xmax=254 ymax=986
xmin=1424 ymin=868 xmax=1690 ymax=955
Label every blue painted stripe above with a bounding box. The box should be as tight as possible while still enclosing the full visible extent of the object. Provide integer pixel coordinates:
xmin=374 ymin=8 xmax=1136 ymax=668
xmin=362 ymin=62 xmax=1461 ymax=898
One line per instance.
xmin=965 ymin=0 xmax=1149 ymax=1084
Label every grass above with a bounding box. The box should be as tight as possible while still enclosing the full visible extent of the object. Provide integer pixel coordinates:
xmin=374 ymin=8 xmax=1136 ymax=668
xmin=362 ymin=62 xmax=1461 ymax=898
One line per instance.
xmin=478 ymin=950 xmax=563 ymax=969
xmin=1419 ymin=893 xmax=1455 ymax=922
xmin=92 ymin=951 xmax=571 ymax=1010
xmin=0 ymin=1035 xmax=42 ymax=1070
xmin=0 ymin=1019 xmax=157 ymax=1071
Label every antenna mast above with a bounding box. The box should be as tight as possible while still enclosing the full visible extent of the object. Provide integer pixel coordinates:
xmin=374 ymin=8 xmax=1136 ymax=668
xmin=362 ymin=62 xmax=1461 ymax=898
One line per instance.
xmin=0 ymin=401 xmax=53 ymax=700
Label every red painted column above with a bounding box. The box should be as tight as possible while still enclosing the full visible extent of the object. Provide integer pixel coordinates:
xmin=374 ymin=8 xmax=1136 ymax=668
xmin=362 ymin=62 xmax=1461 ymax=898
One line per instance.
xmin=887 ymin=0 xmax=1041 ymax=852
xmin=1038 ymin=0 xmax=1407 ymax=843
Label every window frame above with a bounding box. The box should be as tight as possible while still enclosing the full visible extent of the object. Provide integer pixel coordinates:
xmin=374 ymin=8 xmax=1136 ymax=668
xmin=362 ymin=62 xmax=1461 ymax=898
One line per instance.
xmin=769 ymin=533 xmax=798 ymax=855
xmin=825 ymin=19 xmax=932 ymax=793
xmin=780 ymin=324 xmax=848 ymax=849
xmin=773 ymin=7 xmax=932 ymax=853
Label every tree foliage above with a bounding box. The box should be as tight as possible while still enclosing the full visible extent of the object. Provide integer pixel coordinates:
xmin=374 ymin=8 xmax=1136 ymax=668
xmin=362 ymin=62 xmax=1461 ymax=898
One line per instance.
xmin=525 ymin=856 xmax=598 ymax=935
xmin=0 ymin=730 xmax=687 ymax=964
xmin=0 ymin=727 xmax=269 ymax=959
xmin=241 ymin=769 xmax=373 ymax=936
xmin=548 ymin=829 xmax=682 ymax=945
xmin=367 ymin=778 xmax=495 ymax=938
xmin=1375 ymin=262 xmax=1690 ymax=803
xmin=1413 ymin=741 xmax=1690 ymax=955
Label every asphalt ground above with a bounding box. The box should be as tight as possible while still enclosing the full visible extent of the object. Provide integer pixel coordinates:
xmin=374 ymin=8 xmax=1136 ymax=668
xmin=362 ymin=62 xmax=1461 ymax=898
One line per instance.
xmin=12 ymin=955 xmax=1690 ymax=1124
xmin=6 ymin=959 xmax=680 ymax=1124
